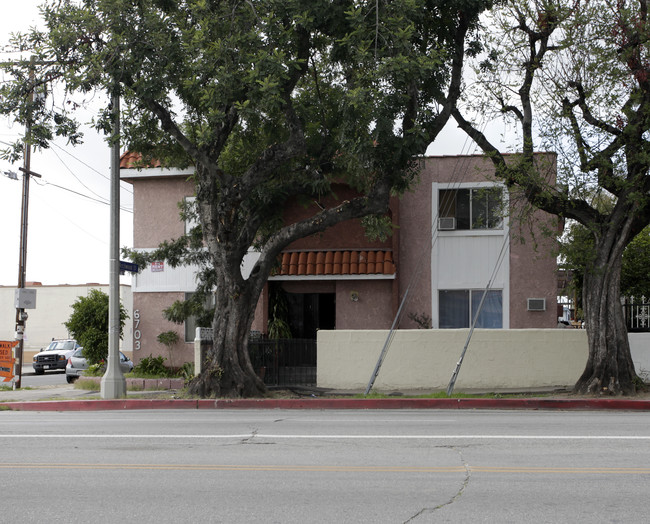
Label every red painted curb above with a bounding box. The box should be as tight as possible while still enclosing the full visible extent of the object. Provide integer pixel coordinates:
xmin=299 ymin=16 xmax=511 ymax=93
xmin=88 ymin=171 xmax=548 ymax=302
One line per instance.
xmin=2 ymin=397 xmax=649 ymax=411
xmin=0 ymin=399 xmax=202 ymax=411
xmin=213 ymin=398 xmax=650 ymax=410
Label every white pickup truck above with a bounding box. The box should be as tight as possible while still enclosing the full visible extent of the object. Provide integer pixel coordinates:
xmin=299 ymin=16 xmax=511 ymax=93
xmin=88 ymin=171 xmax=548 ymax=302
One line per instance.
xmin=32 ymin=339 xmax=80 ymax=374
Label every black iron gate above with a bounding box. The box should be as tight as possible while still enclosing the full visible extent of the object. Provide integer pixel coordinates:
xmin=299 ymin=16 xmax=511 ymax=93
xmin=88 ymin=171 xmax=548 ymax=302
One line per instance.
xmin=248 ymin=338 xmax=317 ymax=386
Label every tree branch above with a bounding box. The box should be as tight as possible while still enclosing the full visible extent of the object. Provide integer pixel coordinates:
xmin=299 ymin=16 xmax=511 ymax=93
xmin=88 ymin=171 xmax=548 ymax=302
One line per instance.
xmin=424 ymin=10 xmax=474 ymax=141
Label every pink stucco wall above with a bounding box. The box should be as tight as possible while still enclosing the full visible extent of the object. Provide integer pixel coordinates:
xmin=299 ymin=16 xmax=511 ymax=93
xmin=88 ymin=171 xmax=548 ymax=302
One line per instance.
xmin=274 ymin=182 xmax=398 ymax=331
xmin=507 ymin=206 xmax=560 ymax=327
xmin=132 ymin=177 xmax=195 ymax=248
xmin=335 ymin=279 xmax=394 ymax=329
xmin=131 ymin=291 xmax=194 ymax=369
xmin=282 ymin=183 xmax=394 ymax=252
xmin=399 ymin=154 xmax=558 ymax=329
xmin=250 ymin=285 xmax=268 ymax=334
xmin=278 ymin=279 xmax=394 ymax=330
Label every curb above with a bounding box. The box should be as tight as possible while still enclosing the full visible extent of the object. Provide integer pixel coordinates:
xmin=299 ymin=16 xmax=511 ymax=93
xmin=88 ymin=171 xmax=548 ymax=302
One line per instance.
xmin=2 ymin=397 xmax=650 ymax=411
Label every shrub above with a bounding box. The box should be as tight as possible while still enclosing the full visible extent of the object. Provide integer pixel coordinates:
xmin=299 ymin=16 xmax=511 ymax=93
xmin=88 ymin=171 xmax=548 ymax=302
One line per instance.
xmin=133 ymin=355 xmax=171 ymax=377
xmin=156 ymin=330 xmax=180 ymax=369
xmin=64 ymin=289 xmax=128 ymax=365
xmin=178 ymin=361 xmax=195 ymax=381
xmin=84 ymin=362 xmax=105 ymax=377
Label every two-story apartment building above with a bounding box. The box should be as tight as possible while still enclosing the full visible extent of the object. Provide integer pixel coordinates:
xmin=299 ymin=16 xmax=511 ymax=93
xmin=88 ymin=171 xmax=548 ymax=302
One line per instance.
xmin=121 ymin=152 xmax=558 ymax=367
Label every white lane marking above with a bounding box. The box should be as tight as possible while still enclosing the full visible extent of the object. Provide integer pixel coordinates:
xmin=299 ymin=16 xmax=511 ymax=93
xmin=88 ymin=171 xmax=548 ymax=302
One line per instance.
xmin=0 ymin=434 xmax=649 ymax=440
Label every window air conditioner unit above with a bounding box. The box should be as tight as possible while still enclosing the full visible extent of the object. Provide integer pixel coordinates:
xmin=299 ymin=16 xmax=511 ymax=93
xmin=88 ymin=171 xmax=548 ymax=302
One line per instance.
xmin=527 ymin=298 xmax=546 ymax=311
xmin=438 ymin=217 xmax=456 ymax=230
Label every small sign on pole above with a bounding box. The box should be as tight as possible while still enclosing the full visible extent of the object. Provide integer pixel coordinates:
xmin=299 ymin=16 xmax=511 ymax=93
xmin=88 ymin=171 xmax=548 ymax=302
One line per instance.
xmin=0 ymin=340 xmax=18 ymax=382
xmin=119 ymin=260 xmax=139 ymax=275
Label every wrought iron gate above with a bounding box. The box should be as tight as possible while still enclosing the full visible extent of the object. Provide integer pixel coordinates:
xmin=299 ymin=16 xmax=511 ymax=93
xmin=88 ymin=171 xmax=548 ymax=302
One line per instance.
xmin=248 ymin=338 xmax=317 ymax=386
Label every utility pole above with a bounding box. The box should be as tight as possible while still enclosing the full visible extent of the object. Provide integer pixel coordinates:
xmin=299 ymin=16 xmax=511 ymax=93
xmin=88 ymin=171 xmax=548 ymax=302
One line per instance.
xmin=101 ymin=84 xmax=126 ymax=399
xmin=13 ymin=57 xmax=39 ymax=389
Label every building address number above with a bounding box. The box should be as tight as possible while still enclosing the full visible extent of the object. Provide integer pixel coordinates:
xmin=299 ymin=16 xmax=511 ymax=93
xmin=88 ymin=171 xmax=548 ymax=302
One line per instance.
xmin=133 ymin=309 xmax=141 ymax=350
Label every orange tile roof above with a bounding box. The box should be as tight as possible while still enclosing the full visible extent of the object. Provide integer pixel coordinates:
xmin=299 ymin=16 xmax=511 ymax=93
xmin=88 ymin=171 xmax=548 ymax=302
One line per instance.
xmin=274 ymin=250 xmax=396 ymax=277
xmin=120 ymin=151 xmax=162 ymax=169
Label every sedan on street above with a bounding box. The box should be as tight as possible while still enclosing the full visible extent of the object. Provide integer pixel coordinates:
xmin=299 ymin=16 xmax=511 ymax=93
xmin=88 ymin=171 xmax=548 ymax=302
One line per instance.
xmin=65 ymin=348 xmax=134 ymax=383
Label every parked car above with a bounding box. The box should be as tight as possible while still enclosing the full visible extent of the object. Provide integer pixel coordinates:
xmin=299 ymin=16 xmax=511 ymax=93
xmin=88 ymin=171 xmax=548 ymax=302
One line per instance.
xmin=65 ymin=348 xmax=134 ymax=384
xmin=33 ymin=339 xmax=81 ymax=374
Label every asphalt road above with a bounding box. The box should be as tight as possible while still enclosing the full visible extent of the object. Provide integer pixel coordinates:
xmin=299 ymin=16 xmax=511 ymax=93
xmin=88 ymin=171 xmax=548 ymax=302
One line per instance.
xmin=16 ymin=365 xmax=68 ymax=387
xmin=1 ymin=409 xmax=649 ymax=523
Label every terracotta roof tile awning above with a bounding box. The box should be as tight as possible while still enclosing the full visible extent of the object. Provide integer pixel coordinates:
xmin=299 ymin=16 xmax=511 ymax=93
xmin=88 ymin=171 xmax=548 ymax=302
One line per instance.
xmin=120 ymin=151 xmax=162 ymax=169
xmin=272 ymin=250 xmax=396 ymax=279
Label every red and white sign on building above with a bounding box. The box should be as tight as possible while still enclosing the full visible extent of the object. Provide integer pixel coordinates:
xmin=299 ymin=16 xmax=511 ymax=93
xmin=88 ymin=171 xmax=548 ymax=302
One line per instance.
xmin=151 ymin=261 xmax=165 ymax=273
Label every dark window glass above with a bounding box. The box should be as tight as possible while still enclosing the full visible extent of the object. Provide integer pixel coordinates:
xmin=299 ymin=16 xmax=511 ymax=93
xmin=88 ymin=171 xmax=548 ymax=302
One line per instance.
xmin=439 ymin=290 xmax=470 ymax=328
xmin=456 ymin=189 xmax=471 ymax=229
xmin=439 ymin=187 xmax=503 ymax=230
xmin=439 ymin=289 xmax=503 ymax=329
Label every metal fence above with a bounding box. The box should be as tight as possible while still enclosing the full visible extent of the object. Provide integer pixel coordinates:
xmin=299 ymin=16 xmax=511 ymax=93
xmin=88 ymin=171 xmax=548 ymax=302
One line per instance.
xmin=248 ymin=338 xmax=317 ymax=386
xmin=195 ymin=329 xmax=317 ymax=387
xmin=622 ymin=296 xmax=650 ymax=332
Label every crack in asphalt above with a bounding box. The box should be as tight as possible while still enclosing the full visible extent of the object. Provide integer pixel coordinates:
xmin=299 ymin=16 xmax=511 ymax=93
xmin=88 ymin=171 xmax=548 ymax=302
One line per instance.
xmin=404 ymin=447 xmax=471 ymax=523
xmin=239 ymin=430 xmax=275 ymax=445
xmin=241 ymin=429 xmax=258 ymax=444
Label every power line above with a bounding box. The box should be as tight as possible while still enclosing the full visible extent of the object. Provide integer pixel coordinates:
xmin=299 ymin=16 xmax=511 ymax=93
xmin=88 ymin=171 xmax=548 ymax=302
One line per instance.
xmin=31 ymin=175 xmax=133 ymax=213
xmin=51 ymin=141 xmax=133 ymax=194
xmin=3 ymin=144 xmax=134 ymax=212
xmin=2 ymin=166 xmax=133 ymax=213
xmin=50 ymin=146 xmax=112 ymax=203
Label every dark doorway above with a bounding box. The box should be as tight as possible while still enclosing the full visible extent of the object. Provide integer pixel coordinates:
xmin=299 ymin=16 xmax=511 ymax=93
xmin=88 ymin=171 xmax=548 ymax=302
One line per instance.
xmin=285 ymin=292 xmax=336 ymax=339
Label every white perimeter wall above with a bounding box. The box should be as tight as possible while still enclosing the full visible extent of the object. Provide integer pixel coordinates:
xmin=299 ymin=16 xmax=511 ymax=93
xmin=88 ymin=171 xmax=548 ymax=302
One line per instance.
xmin=630 ymin=333 xmax=650 ymax=381
xmin=318 ymin=329 xmax=650 ymax=391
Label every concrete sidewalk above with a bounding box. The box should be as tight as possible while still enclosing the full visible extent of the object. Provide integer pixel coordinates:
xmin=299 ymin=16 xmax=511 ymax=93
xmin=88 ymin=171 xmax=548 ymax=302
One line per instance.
xmin=2 ymin=383 xmax=650 ymax=411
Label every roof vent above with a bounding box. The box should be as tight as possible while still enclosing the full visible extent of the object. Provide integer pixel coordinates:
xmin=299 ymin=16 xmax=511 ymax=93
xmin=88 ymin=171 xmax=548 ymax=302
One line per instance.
xmin=527 ymin=298 xmax=546 ymax=311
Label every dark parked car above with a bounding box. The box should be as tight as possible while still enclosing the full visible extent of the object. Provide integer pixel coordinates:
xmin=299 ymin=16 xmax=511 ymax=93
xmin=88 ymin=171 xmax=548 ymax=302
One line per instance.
xmin=65 ymin=348 xmax=134 ymax=383
xmin=33 ymin=339 xmax=80 ymax=374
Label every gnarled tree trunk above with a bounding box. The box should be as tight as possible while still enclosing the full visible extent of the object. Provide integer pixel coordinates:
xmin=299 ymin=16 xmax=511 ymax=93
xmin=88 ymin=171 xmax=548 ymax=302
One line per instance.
xmin=575 ymin=231 xmax=639 ymax=395
xmin=187 ymin=276 xmax=266 ymax=398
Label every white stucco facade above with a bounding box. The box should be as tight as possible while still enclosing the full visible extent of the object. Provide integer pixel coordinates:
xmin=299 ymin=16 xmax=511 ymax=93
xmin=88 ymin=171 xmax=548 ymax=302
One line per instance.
xmin=0 ymin=284 xmax=133 ymax=360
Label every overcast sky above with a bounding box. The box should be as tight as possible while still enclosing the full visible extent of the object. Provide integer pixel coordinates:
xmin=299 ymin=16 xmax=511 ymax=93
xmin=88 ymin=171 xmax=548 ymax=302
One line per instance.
xmin=0 ymin=1 xmax=134 ymax=287
xmin=0 ymin=1 xmax=515 ymax=288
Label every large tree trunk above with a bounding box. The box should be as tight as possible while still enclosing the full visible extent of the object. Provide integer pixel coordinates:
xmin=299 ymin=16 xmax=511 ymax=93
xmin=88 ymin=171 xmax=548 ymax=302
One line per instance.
xmin=187 ymin=272 xmax=266 ymax=399
xmin=574 ymin=238 xmax=639 ymax=395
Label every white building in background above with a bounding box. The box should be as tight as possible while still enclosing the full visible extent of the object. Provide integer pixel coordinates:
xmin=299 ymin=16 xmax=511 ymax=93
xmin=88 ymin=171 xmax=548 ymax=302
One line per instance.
xmin=0 ymin=283 xmax=133 ymax=361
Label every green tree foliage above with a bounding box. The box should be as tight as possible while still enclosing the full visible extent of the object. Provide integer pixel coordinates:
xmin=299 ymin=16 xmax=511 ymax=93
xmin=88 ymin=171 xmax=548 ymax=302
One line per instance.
xmin=621 ymin=227 xmax=650 ymax=299
xmin=1 ymin=0 xmax=491 ymax=397
xmin=64 ymin=289 xmax=128 ymax=365
xmin=564 ymin=222 xmax=650 ymax=304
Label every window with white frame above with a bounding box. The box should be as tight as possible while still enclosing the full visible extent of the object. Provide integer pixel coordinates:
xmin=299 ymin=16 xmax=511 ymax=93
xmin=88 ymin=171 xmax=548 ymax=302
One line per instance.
xmin=439 ymin=289 xmax=503 ymax=329
xmin=438 ymin=187 xmax=503 ymax=230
